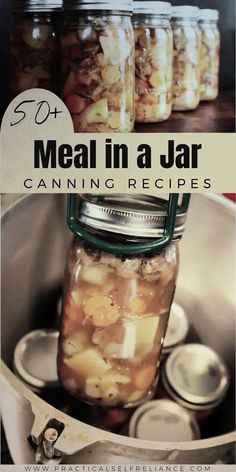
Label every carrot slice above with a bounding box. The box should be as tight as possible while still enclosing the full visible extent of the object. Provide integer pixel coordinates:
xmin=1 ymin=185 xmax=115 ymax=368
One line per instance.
xmin=84 ymin=295 xmax=120 ymax=328
xmin=133 ymin=365 xmax=156 ymax=390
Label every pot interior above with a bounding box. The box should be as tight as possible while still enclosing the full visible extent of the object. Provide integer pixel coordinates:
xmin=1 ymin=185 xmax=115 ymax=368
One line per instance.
xmin=1 ymin=194 xmax=235 ymax=440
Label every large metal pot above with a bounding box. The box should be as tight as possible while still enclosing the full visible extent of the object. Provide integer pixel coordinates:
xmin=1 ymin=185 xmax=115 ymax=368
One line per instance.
xmin=1 ymin=194 xmax=235 ymax=464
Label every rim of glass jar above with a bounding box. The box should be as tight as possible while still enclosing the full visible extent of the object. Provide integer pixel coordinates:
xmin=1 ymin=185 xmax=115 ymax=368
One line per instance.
xmin=199 ymin=18 xmax=219 ymax=25
xmin=13 ymin=0 xmax=62 ymax=12
xmin=161 ymin=344 xmax=230 ymax=410
xmin=171 ymin=17 xmax=199 ymax=25
xmin=161 ymin=368 xmax=227 ymax=411
xmin=133 ymin=1 xmax=171 ymax=16
xmin=67 ymin=194 xmax=190 ymax=256
xmin=132 ymin=13 xmax=171 ymax=22
xmin=198 ymin=9 xmax=219 ymax=22
xmin=63 ymin=0 xmax=133 ymax=12
xmin=171 ymin=6 xmax=199 ymax=20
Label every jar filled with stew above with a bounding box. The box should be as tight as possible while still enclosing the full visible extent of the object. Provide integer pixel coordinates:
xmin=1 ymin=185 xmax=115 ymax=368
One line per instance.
xmin=159 ymin=344 xmax=230 ymax=421
xmin=10 ymin=0 xmax=61 ymax=99
xmin=58 ymin=194 xmax=190 ymax=408
xmin=199 ymin=9 xmax=220 ymax=102
xmin=61 ymin=0 xmax=134 ymax=133
xmin=172 ymin=6 xmax=200 ymax=111
xmin=133 ymin=1 xmax=173 ymax=123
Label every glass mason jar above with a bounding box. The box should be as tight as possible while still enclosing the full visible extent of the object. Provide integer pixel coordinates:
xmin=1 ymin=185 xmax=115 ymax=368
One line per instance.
xmin=172 ymin=6 xmax=200 ymax=111
xmin=58 ymin=194 xmax=190 ymax=408
xmin=133 ymin=1 xmax=173 ymax=123
xmin=61 ymin=0 xmax=134 ymax=133
xmin=10 ymin=0 xmax=61 ymax=99
xmin=158 ymin=344 xmax=230 ymax=422
xmin=199 ymin=9 xmax=220 ymax=101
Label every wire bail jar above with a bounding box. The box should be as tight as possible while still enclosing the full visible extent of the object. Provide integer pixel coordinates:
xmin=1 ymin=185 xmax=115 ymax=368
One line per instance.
xmin=58 ymin=194 xmax=191 ymax=408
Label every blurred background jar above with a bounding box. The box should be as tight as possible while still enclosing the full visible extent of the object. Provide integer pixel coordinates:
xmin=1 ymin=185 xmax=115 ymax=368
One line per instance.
xmin=61 ymin=0 xmax=134 ymax=133
xmin=171 ymin=5 xmax=200 ymax=111
xmin=10 ymin=0 xmax=61 ymax=99
xmin=58 ymin=194 xmax=190 ymax=408
xmin=158 ymin=344 xmax=230 ymax=422
xmin=133 ymin=1 xmax=173 ymax=123
xmin=199 ymin=9 xmax=220 ymax=102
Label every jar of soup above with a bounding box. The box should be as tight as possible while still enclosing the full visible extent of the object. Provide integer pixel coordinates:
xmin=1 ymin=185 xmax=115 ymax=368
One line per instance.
xmin=133 ymin=1 xmax=173 ymax=123
xmin=159 ymin=344 xmax=230 ymax=421
xmin=58 ymin=193 xmax=190 ymax=408
xmin=199 ymin=9 xmax=220 ymax=101
xmin=10 ymin=0 xmax=61 ymax=99
xmin=172 ymin=6 xmax=200 ymax=111
xmin=61 ymin=0 xmax=134 ymax=132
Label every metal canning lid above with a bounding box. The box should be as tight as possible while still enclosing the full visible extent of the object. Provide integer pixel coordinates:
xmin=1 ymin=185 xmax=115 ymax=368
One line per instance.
xmin=78 ymin=194 xmax=187 ymax=239
xmin=13 ymin=0 xmax=62 ymax=12
xmin=199 ymin=9 xmax=219 ymax=22
xmin=13 ymin=330 xmax=59 ymax=391
xmin=133 ymin=1 xmax=171 ymax=15
xmin=129 ymin=400 xmax=200 ymax=441
xmin=163 ymin=303 xmax=189 ymax=354
xmin=63 ymin=0 xmax=133 ymax=12
xmin=172 ymin=6 xmax=199 ymax=19
xmin=163 ymin=344 xmax=230 ymax=409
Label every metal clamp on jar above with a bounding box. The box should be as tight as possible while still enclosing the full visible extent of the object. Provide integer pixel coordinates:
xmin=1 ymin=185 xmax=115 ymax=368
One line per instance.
xmin=10 ymin=0 xmax=62 ymax=99
xmin=61 ymin=0 xmax=134 ymax=132
xmin=58 ymin=193 xmax=191 ymax=408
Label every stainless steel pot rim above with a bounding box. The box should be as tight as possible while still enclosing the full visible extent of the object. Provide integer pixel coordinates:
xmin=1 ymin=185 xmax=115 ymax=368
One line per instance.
xmin=2 ymin=362 xmax=236 ymax=452
xmin=164 ymin=344 xmax=230 ymax=407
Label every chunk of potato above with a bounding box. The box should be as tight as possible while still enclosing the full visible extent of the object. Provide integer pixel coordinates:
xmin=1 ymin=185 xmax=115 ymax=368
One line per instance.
xmin=80 ymin=264 xmax=110 ymax=285
xmin=101 ymin=384 xmax=119 ymax=404
xmin=101 ymin=65 xmax=121 ymax=85
xmin=102 ymin=372 xmax=130 ymax=385
xmin=85 ymin=377 xmax=102 ymax=398
xmin=63 ymin=330 xmax=91 ymax=357
xmin=149 ymin=71 xmax=162 ymax=89
xmin=64 ymin=348 xmax=111 ymax=377
xmin=108 ymin=111 xmax=121 ymax=129
xmin=83 ymin=99 xmax=109 ymax=124
xmin=135 ymin=316 xmax=159 ymax=348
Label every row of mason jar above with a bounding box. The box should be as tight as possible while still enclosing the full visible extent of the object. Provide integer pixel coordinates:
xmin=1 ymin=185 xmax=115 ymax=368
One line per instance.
xmin=10 ymin=1 xmax=220 ymax=132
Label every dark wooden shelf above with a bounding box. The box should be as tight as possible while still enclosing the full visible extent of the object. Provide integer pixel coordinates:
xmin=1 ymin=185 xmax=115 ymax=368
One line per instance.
xmin=135 ymin=91 xmax=235 ymax=133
